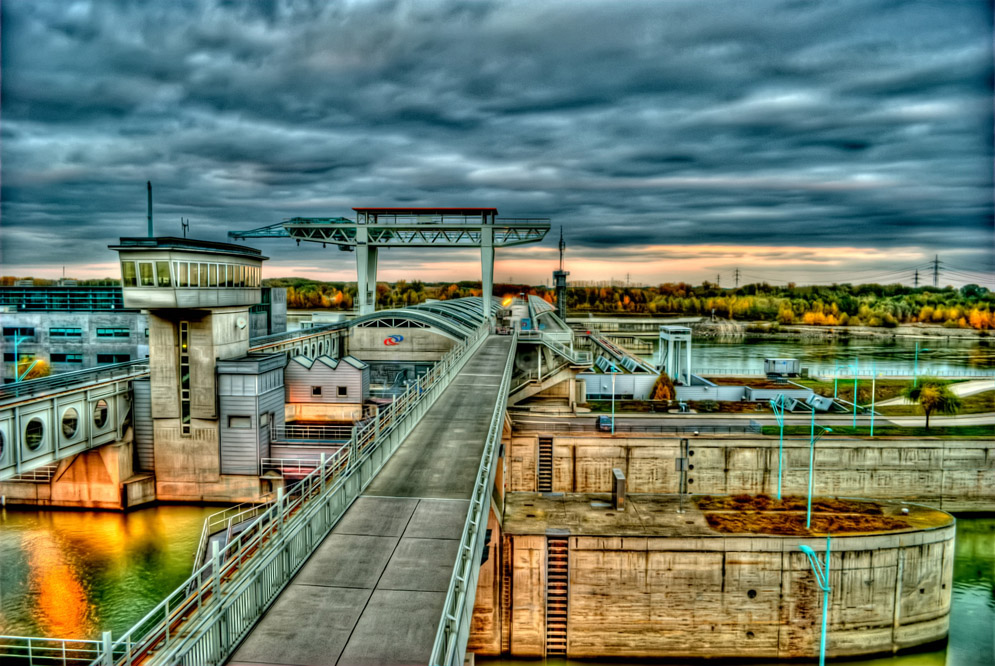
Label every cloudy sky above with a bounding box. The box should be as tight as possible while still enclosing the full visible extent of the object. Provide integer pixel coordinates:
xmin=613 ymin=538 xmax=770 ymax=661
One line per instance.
xmin=1 ymin=0 xmax=992 ymax=287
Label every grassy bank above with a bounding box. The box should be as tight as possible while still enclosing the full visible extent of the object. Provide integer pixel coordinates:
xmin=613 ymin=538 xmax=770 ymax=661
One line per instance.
xmin=760 ymin=424 xmax=993 ymax=438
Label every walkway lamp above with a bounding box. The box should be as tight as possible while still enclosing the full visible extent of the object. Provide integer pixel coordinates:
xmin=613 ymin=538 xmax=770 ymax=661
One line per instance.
xmin=610 ymin=361 xmax=618 ymax=434
xmin=807 ymin=412 xmax=832 ymax=529
xmin=12 ymin=332 xmax=40 ymax=382
xmin=769 ymin=394 xmax=787 ymax=500
xmin=852 ymin=357 xmax=859 ymax=428
xmin=869 ymin=363 xmax=878 ymax=437
xmin=799 ymin=535 xmax=832 ymax=666
xmin=913 ymin=342 xmax=930 ymax=387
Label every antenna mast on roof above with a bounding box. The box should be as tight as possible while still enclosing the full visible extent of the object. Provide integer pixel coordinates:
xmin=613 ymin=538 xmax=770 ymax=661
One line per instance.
xmin=147 ymin=181 xmax=153 ymax=237
xmin=558 ymin=226 xmax=565 ymax=272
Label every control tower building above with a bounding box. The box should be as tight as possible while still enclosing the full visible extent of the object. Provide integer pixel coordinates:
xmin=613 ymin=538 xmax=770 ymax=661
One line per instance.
xmin=111 ymin=237 xmax=269 ymax=501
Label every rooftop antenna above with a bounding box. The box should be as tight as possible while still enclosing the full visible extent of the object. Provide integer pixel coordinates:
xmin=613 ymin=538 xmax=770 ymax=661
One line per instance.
xmin=181 ymin=217 xmax=190 ymax=238
xmin=147 ymin=181 xmax=153 ymax=237
xmin=558 ymin=226 xmax=565 ymax=272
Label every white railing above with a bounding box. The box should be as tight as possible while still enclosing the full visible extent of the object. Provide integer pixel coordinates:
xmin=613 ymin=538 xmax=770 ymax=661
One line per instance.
xmin=271 ymin=424 xmax=353 ymax=441
xmin=78 ymin=324 xmax=490 ymax=666
xmin=518 ymin=330 xmax=592 ymax=366
xmin=0 ymin=635 xmax=107 ymax=666
xmin=192 ymin=500 xmax=275 ymax=571
xmin=260 ymin=457 xmax=323 ymax=476
xmin=430 ymin=331 xmax=517 ymax=666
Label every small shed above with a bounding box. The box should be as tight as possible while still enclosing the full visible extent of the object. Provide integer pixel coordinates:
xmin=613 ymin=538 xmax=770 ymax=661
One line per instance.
xmin=285 ymin=354 xmax=370 ymax=404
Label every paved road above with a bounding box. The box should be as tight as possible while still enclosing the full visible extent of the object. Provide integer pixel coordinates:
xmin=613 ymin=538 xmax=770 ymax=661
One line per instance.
xmin=512 ymin=411 xmax=995 ymax=429
xmin=229 ymin=335 xmax=513 ymax=666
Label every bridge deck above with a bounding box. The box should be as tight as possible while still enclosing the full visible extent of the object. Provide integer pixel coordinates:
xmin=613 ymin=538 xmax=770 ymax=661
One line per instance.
xmin=229 ymin=335 xmax=513 ymax=666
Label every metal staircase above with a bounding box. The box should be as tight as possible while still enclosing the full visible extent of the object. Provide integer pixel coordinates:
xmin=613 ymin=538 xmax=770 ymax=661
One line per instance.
xmin=545 ymin=536 xmax=569 ymax=656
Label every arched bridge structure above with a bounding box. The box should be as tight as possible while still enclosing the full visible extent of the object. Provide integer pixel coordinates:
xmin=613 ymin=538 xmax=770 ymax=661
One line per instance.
xmin=0 ymin=361 xmax=147 ymax=481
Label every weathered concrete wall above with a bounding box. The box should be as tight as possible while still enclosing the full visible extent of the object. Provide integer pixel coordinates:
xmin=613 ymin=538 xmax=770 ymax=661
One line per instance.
xmin=508 ymin=434 xmax=995 ymax=511
xmin=0 ymin=433 xmax=153 ymax=510
xmin=489 ymin=527 xmax=954 ymax=659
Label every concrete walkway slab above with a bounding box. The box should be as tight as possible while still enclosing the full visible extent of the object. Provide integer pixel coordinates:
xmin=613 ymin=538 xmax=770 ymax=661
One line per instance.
xmin=228 ymin=335 xmax=513 ymax=666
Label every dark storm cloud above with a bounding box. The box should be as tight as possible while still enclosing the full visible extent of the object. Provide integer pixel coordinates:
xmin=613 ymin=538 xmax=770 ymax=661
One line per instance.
xmin=1 ymin=0 xmax=992 ymax=283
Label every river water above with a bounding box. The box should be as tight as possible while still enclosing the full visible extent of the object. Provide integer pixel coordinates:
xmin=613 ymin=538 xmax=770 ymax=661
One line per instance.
xmin=0 ymin=506 xmax=992 ymax=664
xmin=650 ymin=336 xmax=995 ymax=376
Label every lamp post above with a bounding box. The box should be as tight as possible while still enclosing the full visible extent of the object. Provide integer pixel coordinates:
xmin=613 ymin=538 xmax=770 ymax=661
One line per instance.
xmin=807 ymin=411 xmax=832 ymax=529
xmin=852 ymin=357 xmax=859 ymax=428
xmin=12 ymin=332 xmax=40 ymax=382
xmin=799 ymin=535 xmax=832 ymax=666
xmin=610 ymin=361 xmax=618 ymax=434
xmin=913 ymin=342 xmax=930 ymax=387
xmin=770 ymin=394 xmax=787 ymax=500
xmin=870 ymin=363 xmax=877 ymax=437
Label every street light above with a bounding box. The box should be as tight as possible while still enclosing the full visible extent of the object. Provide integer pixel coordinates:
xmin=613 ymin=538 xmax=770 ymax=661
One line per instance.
xmin=807 ymin=410 xmax=832 ymax=529
xmin=610 ymin=360 xmax=618 ymax=434
xmin=831 ymin=363 xmax=854 ymax=400
xmin=799 ymin=535 xmax=832 ymax=666
xmin=913 ymin=341 xmax=931 ymax=387
xmin=769 ymin=394 xmax=787 ymax=500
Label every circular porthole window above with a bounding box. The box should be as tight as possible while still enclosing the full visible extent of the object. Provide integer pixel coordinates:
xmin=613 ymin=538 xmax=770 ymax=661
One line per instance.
xmin=0 ymin=429 xmax=5 ymax=461
xmin=93 ymin=399 xmax=109 ymax=428
xmin=25 ymin=418 xmax=45 ymax=451
xmin=62 ymin=408 xmax=80 ymax=439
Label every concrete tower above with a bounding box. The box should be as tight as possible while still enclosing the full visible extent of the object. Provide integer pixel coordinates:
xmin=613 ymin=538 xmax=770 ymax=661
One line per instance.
xmin=111 ymin=237 xmax=268 ymax=501
xmin=553 ymin=227 xmax=569 ymax=321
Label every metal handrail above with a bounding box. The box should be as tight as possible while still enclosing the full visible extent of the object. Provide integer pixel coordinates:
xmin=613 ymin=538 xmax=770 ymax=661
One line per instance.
xmin=73 ymin=324 xmax=489 ymax=666
xmin=0 ymin=360 xmax=149 ymax=402
xmin=518 ymin=330 xmax=592 ymax=366
xmin=430 ymin=331 xmax=516 ymax=666
xmin=0 ymin=635 xmax=106 ymax=666
xmin=271 ymin=424 xmax=353 ymax=441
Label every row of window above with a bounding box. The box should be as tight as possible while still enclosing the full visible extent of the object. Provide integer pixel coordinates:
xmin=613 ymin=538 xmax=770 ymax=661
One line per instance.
xmin=5 ymin=400 xmax=111 ymax=454
xmin=3 ymin=352 xmax=129 ymax=364
xmin=3 ymin=327 xmax=134 ymax=339
xmin=121 ymin=260 xmax=261 ymax=289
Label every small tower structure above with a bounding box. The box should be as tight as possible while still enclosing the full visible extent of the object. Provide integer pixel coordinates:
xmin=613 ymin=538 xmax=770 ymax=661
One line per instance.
xmin=553 ymin=227 xmax=569 ymax=321
xmin=110 ymin=236 xmax=269 ymax=500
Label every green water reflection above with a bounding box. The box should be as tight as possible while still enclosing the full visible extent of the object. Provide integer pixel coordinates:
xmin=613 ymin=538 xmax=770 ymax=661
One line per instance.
xmin=0 ymin=505 xmax=215 ymax=639
xmin=0 ymin=508 xmax=991 ymax=665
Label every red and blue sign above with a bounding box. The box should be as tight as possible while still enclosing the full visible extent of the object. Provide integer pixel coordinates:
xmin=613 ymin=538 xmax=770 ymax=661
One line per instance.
xmin=383 ymin=335 xmax=404 ymax=346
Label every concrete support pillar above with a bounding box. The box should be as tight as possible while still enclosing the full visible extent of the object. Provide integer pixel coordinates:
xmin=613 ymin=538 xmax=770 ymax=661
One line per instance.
xmin=685 ymin=338 xmax=692 ymax=386
xmin=355 ymin=226 xmax=378 ymax=317
xmin=481 ymin=214 xmax=495 ymax=319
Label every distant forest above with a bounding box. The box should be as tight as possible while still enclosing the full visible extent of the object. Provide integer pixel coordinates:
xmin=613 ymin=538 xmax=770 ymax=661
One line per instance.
xmin=263 ymin=277 xmax=995 ymax=330
xmin=3 ymin=275 xmax=990 ymax=330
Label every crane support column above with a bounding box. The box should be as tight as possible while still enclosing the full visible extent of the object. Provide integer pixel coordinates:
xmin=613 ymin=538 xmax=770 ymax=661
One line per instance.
xmin=355 ymin=226 xmax=378 ymax=316
xmin=480 ymin=212 xmax=494 ymax=319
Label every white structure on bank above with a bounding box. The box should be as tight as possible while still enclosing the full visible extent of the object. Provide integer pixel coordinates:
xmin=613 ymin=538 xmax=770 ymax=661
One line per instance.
xmin=657 ymin=325 xmax=692 ymax=386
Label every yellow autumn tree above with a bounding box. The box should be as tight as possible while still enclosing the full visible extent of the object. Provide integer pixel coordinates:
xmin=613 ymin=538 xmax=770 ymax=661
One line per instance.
xmin=651 ymin=371 xmax=676 ymax=401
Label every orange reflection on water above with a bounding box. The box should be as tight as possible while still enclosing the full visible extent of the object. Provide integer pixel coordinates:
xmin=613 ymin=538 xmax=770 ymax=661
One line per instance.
xmin=24 ymin=533 xmax=92 ymax=638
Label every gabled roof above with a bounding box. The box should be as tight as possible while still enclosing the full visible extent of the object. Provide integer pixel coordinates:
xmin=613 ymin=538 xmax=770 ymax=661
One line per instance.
xmin=288 ymin=354 xmax=368 ymax=372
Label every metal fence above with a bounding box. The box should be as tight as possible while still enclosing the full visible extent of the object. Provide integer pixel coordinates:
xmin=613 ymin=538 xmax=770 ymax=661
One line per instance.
xmin=270 ymin=423 xmax=353 ymax=442
xmin=518 ymin=330 xmax=592 ymax=366
xmin=430 ymin=331 xmax=516 ymax=666
xmin=0 ymin=636 xmax=106 ymax=666
xmin=65 ymin=324 xmax=491 ymax=666
xmin=0 ymin=360 xmax=149 ymax=403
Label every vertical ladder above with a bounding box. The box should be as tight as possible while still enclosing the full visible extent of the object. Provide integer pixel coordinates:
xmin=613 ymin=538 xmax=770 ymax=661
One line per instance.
xmin=545 ymin=536 xmax=569 ymax=657
xmin=538 ymin=437 xmax=553 ymax=492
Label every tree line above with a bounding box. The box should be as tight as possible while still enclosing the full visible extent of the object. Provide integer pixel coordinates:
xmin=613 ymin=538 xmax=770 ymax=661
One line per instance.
xmin=265 ymin=278 xmax=993 ymax=330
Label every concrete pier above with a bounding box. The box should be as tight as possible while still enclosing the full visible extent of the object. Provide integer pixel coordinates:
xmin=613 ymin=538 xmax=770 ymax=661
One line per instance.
xmin=471 ymin=493 xmax=954 ymax=659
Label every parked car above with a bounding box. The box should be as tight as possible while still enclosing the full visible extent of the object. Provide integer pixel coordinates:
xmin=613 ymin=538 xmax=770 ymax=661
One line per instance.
xmin=597 ymin=415 xmax=613 ymax=432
